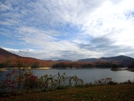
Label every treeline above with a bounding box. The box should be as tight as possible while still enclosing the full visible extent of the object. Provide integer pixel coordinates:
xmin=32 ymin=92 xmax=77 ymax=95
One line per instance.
xmin=52 ymin=61 xmax=124 ymax=69
xmin=0 ymin=56 xmax=55 ymax=68
xmin=0 ymin=55 xmax=126 ymax=69
xmin=128 ymin=61 xmax=134 ymax=68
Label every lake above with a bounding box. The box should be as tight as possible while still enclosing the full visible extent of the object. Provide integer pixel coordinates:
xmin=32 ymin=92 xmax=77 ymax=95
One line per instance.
xmin=0 ymin=68 xmax=134 ymax=83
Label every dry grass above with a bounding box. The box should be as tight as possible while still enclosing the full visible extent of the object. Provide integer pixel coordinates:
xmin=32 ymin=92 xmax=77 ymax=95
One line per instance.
xmin=1 ymin=84 xmax=134 ymax=101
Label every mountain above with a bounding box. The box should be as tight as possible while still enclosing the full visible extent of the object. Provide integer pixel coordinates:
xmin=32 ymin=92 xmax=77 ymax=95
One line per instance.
xmin=0 ymin=47 xmax=55 ymax=67
xmin=56 ymin=59 xmax=72 ymax=62
xmin=78 ymin=58 xmax=97 ymax=62
xmin=0 ymin=47 xmax=19 ymax=58
xmin=78 ymin=55 xmax=134 ymax=67
xmin=128 ymin=62 xmax=134 ymax=68
xmin=1 ymin=47 xmax=134 ymax=68
xmin=100 ymin=55 xmax=134 ymax=66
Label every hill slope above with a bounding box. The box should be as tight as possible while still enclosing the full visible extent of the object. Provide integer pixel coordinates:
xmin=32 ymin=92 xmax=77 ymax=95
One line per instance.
xmin=79 ymin=55 xmax=134 ymax=67
xmin=0 ymin=47 xmax=54 ymax=67
xmin=1 ymin=47 xmax=134 ymax=67
xmin=0 ymin=47 xmax=19 ymax=58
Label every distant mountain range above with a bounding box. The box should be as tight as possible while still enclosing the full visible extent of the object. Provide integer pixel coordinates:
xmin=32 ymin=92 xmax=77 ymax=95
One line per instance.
xmin=78 ymin=55 xmax=134 ymax=67
xmin=56 ymin=59 xmax=72 ymax=62
xmin=0 ymin=47 xmax=134 ymax=67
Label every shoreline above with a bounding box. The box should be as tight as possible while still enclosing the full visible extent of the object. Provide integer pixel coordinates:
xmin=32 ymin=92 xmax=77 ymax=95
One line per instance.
xmin=1 ymin=67 xmax=134 ymax=72
xmin=0 ymin=68 xmax=8 ymax=72
xmin=0 ymin=67 xmax=51 ymax=71
xmin=35 ymin=67 xmax=51 ymax=70
xmin=126 ymin=68 xmax=134 ymax=71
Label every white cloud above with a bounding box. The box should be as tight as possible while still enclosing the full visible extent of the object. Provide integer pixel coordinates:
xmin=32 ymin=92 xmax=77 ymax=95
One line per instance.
xmin=78 ymin=0 xmax=134 ymax=47
xmin=1 ymin=0 xmax=134 ymax=60
xmin=0 ymin=3 xmax=10 ymax=11
xmin=16 ymin=26 xmax=102 ymax=59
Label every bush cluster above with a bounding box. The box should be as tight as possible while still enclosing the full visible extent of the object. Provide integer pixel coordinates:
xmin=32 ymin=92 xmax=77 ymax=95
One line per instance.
xmin=0 ymin=69 xmax=134 ymax=94
xmin=0 ymin=70 xmax=83 ymax=93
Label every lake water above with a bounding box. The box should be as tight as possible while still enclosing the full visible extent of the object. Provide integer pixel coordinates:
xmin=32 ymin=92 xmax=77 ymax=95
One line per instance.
xmin=0 ymin=69 xmax=134 ymax=83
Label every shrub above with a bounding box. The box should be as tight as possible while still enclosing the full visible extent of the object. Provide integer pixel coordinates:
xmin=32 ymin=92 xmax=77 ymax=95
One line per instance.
xmin=94 ymin=78 xmax=117 ymax=85
xmin=0 ymin=71 xmax=84 ymax=93
xmin=0 ymin=70 xmax=17 ymax=92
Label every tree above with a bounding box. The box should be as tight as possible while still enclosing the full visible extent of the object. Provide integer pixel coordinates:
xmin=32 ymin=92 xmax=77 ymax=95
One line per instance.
xmin=128 ymin=62 xmax=134 ymax=68
xmin=31 ymin=62 xmax=39 ymax=68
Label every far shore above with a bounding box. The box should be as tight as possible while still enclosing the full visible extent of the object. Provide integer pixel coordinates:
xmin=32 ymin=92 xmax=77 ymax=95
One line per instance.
xmin=10 ymin=67 xmax=52 ymax=70
xmin=126 ymin=68 xmax=134 ymax=71
xmin=0 ymin=67 xmax=134 ymax=72
xmin=0 ymin=67 xmax=51 ymax=71
xmin=35 ymin=67 xmax=51 ymax=70
xmin=0 ymin=68 xmax=8 ymax=71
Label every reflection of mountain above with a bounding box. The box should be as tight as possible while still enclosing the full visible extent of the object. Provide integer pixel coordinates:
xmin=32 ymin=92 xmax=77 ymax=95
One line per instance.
xmin=79 ymin=55 xmax=134 ymax=67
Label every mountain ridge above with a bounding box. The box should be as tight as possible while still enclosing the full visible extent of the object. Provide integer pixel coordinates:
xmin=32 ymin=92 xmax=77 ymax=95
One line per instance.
xmin=0 ymin=47 xmax=134 ymax=67
xmin=79 ymin=55 xmax=134 ymax=67
xmin=0 ymin=47 xmax=19 ymax=58
xmin=0 ymin=47 xmax=55 ymax=67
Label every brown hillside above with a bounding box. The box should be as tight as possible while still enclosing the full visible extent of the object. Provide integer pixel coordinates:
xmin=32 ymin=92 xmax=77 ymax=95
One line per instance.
xmin=0 ymin=47 xmax=54 ymax=67
xmin=0 ymin=47 xmax=19 ymax=58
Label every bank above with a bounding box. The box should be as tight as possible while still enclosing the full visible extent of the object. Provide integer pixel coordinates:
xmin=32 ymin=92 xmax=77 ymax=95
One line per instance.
xmin=1 ymin=84 xmax=134 ymax=101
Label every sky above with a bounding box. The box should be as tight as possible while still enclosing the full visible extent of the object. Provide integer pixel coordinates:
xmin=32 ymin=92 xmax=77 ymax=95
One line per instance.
xmin=0 ymin=0 xmax=134 ymax=60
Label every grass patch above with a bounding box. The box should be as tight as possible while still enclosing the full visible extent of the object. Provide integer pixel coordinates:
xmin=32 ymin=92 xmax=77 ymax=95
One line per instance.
xmin=1 ymin=84 xmax=134 ymax=101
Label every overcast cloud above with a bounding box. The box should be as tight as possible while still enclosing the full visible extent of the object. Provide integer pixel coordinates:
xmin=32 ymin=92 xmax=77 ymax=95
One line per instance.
xmin=0 ymin=0 xmax=134 ymax=60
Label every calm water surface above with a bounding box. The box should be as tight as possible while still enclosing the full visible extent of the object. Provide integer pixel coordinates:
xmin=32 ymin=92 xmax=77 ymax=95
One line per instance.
xmin=0 ymin=69 xmax=134 ymax=83
xmin=33 ymin=69 xmax=134 ymax=83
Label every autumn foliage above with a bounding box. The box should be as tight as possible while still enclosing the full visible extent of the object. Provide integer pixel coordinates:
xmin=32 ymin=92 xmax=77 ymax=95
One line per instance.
xmin=52 ymin=61 xmax=124 ymax=69
xmin=0 ymin=47 xmax=129 ymax=68
xmin=0 ymin=55 xmax=55 ymax=68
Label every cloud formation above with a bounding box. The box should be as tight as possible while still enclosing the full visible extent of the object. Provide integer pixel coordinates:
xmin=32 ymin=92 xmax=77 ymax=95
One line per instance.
xmin=0 ymin=0 xmax=134 ymax=60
